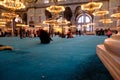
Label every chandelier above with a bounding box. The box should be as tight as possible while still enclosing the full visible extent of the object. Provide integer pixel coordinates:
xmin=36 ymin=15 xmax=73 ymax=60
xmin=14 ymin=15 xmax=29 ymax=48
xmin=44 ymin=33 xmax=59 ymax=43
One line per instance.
xmin=111 ymin=6 xmax=120 ymax=18
xmin=111 ymin=13 xmax=120 ymax=18
xmin=46 ymin=0 xmax=65 ymax=14
xmin=0 ymin=0 xmax=25 ymax=10
xmin=1 ymin=12 xmax=18 ymax=19
xmin=93 ymin=10 xmax=109 ymax=16
xmin=0 ymin=24 xmax=6 ymax=27
xmin=43 ymin=20 xmax=58 ymax=25
xmin=87 ymin=22 xmax=95 ymax=26
xmin=0 ymin=18 xmax=11 ymax=22
xmin=111 ymin=0 xmax=120 ymax=19
xmin=99 ymin=19 xmax=113 ymax=24
xmin=43 ymin=19 xmax=70 ymax=25
xmin=46 ymin=5 xmax=65 ymax=14
xmin=0 ymin=21 xmax=6 ymax=25
xmin=81 ymin=0 xmax=103 ymax=13
xmin=0 ymin=19 xmax=6 ymax=27
xmin=58 ymin=19 xmax=70 ymax=25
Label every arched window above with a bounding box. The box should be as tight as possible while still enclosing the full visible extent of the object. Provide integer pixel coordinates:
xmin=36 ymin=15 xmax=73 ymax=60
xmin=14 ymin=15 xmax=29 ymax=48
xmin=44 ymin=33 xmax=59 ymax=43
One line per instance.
xmin=44 ymin=0 xmax=49 ymax=3
xmin=77 ymin=13 xmax=93 ymax=32
xmin=85 ymin=16 xmax=90 ymax=23
xmin=44 ymin=0 xmax=66 ymax=3
xmin=78 ymin=16 xmax=84 ymax=23
xmin=58 ymin=0 xmax=66 ymax=1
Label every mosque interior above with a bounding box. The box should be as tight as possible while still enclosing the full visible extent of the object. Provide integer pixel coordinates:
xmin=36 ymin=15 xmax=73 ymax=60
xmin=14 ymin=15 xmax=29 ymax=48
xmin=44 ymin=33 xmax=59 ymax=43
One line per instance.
xmin=0 ymin=0 xmax=120 ymax=80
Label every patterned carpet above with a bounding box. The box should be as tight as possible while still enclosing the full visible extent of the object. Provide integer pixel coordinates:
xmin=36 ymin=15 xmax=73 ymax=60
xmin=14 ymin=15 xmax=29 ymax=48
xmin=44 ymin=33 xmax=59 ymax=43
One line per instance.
xmin=0 ymin=35 xmax=114 ymax=80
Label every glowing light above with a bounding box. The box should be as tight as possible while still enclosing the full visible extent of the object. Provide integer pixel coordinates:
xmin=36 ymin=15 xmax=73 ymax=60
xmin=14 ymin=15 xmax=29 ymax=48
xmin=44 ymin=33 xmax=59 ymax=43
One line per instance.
xmin=99 ymin=19 xmax=113 ymax=24
xmin=0 ymin=0 xmax=25 ymax=10
xmin=111 ymin=13 xmax=120 ymax=18
xmin=1 ymin=12 xmax=18 ymax=19
xmin=46 ymin=5 xmax=65 ymax=14
xmin=81 ymin=2 xmax=103 ymax=12
xmin=93 ymin=10 xmax=109 ymax=16
xmin=43 ymin=20 xmax=58 ymax=25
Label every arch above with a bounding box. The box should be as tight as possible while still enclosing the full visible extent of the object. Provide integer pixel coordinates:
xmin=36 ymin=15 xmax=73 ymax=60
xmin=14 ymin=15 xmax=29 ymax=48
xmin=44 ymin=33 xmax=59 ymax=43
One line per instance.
xmin=44 ymin=0 xmax=49 ymax=3
xmin=27 ymin=0 xmax=37 ymax=3
xmin=76 ymin=13 xmax=93 ymax=32
xmin=76 ymin=13 xmax=92 ymax=23
xmin=22 ymin=13 xmax=27 ymax=24
xmin=74 ymin=6 xmax=81 ymax=19
xmin=63 ymin=7 xmax=73 ymax=21
xmin=45 ymin=9 xmax=52 ymax=19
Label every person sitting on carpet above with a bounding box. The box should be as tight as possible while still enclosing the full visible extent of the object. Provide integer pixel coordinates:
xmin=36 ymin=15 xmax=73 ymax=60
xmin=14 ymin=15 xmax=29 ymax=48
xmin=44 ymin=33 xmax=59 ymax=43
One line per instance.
xmin=67 ymin=29 xmax=73 ymax=38
xmin=0 ymin=45 xmax=13 ymax=50
xmin=38 ymin=29 xmax=52 ymax=44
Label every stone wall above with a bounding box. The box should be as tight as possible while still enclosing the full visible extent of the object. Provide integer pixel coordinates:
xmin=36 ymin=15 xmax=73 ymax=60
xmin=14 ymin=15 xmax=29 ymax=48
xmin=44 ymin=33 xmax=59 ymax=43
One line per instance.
xmin=26 ymin=0 xmax=119 ymax=29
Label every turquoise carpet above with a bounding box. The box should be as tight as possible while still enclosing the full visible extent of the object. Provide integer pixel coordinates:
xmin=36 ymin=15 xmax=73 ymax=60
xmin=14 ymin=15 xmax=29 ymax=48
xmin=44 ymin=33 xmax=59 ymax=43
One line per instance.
xmin=0 ymin=35 xmax=114 ymax=80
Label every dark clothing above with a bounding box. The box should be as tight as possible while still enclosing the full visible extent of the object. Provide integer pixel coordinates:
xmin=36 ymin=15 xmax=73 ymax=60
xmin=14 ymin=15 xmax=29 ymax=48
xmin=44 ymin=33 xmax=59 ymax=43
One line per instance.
xmin=38 ymin=30 xmax=52 ymax=44
xmin=19 ymin=28 xmax=23 ymax=39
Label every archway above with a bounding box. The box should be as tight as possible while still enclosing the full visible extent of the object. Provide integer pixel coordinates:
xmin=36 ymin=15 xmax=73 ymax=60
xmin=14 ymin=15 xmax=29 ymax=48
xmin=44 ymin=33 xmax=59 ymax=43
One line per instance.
xmin=45 ymin=9 xmax=52 ymax=20
xmin=64 ymin=7 xmax=72 ymax=21
xmin=76 ymin=13 xmax=93 ymax=33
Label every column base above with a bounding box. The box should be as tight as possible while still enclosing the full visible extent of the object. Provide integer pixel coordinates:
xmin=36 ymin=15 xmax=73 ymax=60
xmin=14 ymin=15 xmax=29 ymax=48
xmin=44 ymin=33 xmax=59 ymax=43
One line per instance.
xmin=96 ymin=44 xmax=120 ymax=80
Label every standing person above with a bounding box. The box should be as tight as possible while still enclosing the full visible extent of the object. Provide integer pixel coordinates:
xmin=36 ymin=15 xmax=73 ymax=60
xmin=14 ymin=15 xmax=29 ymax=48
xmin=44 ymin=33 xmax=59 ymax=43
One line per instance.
xmin=19 ymin=27 xmax=23 ymax=39
xmin=106 ymin=28 xmax=112 ymax=38
xmin=22 ymin=27 xmax=26 ymax=38
xmin=0 ymin=29 xmax=2 ymax=37
xmin=37 ymin=28 xmax=41 ymax=42
xmin=78 ymin=30 xmax=81 ymax=36
xmin=76 ymin=25 xmax=81 ymax=36
xmin=36 ymin=28 xmax=41 ymax=37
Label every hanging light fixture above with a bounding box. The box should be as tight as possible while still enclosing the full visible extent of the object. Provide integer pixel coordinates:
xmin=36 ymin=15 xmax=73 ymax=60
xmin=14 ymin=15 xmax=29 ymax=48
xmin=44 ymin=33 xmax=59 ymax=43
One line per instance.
xmin=0 ymin=19 xmax=6 ymax=28
xmin=99 ymin=19 xmax=113 ymax=24
xmin=43 ymin=18 xmax=70 ymax=25
xmin=111 ymin=13 xmax=120 ymax=18
xmin=43 ymin=19 xmax=58 ymax=25
xmin=93 ymin=10 xmax=109 ymax=16
xmin=0 ymin=0 xmax=25 ymax=10
xmin=46 ymin=5 xmax=65 ymax=14
xmin=0 ymin=18 xmax=11 ymax=22
xmin=46 ymin=0 xmax=65 ymax=15
xmin=87 ymin=22 xmax=95 ymax=26
xmin=0 ymin=21 xmax=6 ymax=25
xmin=81 ymin=0 xmax=103 ymax=13
xmin=98 ymin=3 xmax=112 ymax=24
xmin=111 ymin=6 xmax=120 ymax=18
xmin=111 ymin=0 xmax=120 ymax=18
xmin=1 ymin=12 xmax=18 ymax=19
xmin=59 ymin=19 xmax=70 ymax=25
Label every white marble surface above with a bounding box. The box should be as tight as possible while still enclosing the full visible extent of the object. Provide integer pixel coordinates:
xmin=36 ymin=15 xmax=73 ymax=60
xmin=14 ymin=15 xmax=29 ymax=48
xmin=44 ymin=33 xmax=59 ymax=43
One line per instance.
xmin=96 ymin=44 xmax=120 ymax=80
xmin=104 ymin=29 xmax=120 ymax=57
xmin=104 ymin=37 xmax=120 ymax=57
